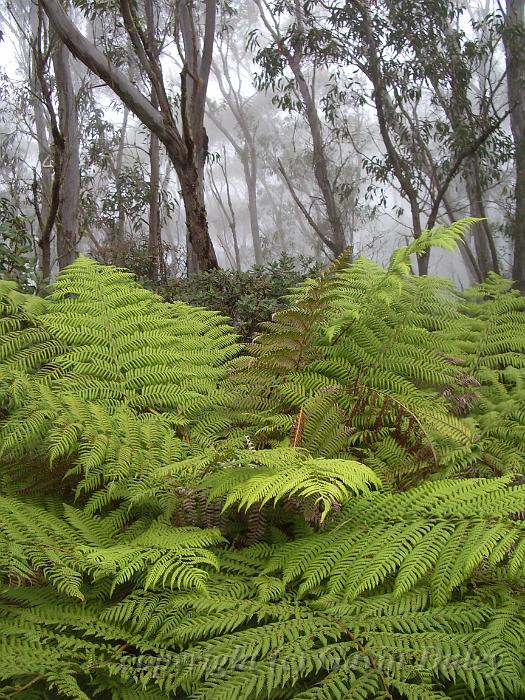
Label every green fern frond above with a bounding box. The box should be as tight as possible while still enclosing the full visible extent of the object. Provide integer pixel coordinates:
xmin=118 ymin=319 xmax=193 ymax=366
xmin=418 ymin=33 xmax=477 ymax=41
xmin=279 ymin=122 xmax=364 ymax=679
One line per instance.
xmin=0 ymin=496 xmax=223 ymax=598
xmin=230 ymin=226 xmax=477 ymax=487
xmin=388 ymin=218 xmax=479 ymax=277
xmin=265 ymin=477 xmax=525 ymax=603
xmin=204 ymin=448 xmax=379 ymax=521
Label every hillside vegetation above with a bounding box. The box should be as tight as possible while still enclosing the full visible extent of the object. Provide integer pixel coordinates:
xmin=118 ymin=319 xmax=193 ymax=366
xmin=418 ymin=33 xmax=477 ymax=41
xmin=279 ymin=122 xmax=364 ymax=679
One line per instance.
xmin=1 ymin=221 xmax=525 ymax=699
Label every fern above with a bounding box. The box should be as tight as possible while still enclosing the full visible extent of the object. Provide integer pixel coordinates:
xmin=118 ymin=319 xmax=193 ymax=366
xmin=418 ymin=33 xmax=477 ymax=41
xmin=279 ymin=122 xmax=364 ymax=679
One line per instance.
xmin=229 ymin=224 xmax=476 ymax=488
xmin=0 ymin=258 xmax=238 ymax=512
xmin=2 ymin=231 xmax=525 ymax=699
xmin=0 ymin=496 xmax=223 ymax=598
xmin=264 ymin=476 xmax=525 ymax=604
xmin=203 ymin=447 xmax=380 ymax=522
xmin=2 ymin=581 xmax=523 ymax=698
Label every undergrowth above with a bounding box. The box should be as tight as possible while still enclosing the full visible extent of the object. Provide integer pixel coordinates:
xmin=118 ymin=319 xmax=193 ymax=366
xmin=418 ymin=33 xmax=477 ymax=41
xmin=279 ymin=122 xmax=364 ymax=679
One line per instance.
xmin=1 ymin=219 xmax=524 ymax=699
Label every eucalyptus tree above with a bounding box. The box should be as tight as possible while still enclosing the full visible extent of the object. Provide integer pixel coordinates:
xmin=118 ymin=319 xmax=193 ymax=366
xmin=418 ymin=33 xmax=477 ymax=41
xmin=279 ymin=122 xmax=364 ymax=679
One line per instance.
xmin=329 ymin=0 xmax=511 ymax=276
xmin=249 ymin=0 xmax=351 ymax=257
xmin=41 ymin=0 xmax=219 ymax=272
xmin=27 ymin=2 xmax=53 ymax=278
xmin=250 ymin=0 xmax=511 ymax=277
xmin=26 ymin=2 xmax=81 ymax=270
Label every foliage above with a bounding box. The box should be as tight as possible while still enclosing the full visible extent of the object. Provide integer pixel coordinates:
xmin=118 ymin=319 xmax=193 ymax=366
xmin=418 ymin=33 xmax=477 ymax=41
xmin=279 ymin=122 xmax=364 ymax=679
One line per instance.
xmin=92 ymin=232 xmax=185 ymax=288
xmin=0 ymin=196 xmax=36 ymax=290
xmin=161 ymin=254 xmax=322 ymax=340
xmin=1 ymin=224 xmax=525 ymax=698
xmin=225 ymin=220 xmax=487 ymax=489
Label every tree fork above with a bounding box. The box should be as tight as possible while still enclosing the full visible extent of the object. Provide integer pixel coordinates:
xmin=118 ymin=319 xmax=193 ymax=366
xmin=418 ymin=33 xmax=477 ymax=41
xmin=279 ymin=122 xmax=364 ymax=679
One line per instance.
xmin=40 ymin=0 xmax=218 ymax=272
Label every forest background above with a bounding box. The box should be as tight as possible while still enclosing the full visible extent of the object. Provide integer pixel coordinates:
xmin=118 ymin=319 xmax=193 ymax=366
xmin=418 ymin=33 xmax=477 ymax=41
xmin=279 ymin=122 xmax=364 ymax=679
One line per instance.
xmin=0 ymin=0 xmax=523 ymax=304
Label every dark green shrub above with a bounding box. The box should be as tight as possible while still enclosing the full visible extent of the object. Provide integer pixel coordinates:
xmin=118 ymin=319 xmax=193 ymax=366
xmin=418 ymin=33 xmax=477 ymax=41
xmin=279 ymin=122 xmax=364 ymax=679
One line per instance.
xmin=161 ymin=254 xmax=322 ymax=340
xmin=0 ymin=197 xmax=36 ymax=291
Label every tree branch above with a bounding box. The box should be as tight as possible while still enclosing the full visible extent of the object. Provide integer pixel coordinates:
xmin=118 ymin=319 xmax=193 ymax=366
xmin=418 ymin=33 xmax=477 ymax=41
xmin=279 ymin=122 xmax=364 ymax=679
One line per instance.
xmin=277 ymin=158 xmax=335 ymax=251
xmin=426 ymin=108 xmax=511 ymax=229
xmin=40 ymin=0 xmax=185 ymax=160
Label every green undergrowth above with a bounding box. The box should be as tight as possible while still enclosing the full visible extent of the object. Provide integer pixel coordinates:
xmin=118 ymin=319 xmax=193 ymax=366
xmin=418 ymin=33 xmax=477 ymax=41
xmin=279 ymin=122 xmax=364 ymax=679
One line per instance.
xmin=1 ymin=219 xmax=525 ymax=699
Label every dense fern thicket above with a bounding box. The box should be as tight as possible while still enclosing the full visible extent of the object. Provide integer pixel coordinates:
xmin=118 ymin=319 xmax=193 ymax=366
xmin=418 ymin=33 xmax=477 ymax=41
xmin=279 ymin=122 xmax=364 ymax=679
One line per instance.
xmin=1 ymin=226 xmax=525 ymax=699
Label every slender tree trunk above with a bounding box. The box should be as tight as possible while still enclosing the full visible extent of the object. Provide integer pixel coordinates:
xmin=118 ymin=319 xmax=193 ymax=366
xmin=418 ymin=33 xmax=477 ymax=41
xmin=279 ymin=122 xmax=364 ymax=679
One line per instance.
xmin=243 ymin=147 xmax=263 ymax=265
xmin=209 ymin=153 xmax=241 ymax=270
xmin=210 ymin=43 xmax=265 ymax=266
xmin=30 ymin=3 xmax=53 ymax=279
xmin=31 ymin=76 xmax=53 ymax=280
xmin=149 ymin=109 xmax=161 ymax=282
xmin=463 ymin=156 xmax=500 ymax=278
xmin=442 ymin=192 xmax=483 ymax=284
xmin=289 ymin=60 xmax=346 ymax=256
xmin=52 ymin=39 xmax=80 ymax=269
xmin=503 ymin=0 xmax=525 ymax=291
xmin=145 ymin=0 xmax=162 ymax=282
xmin=346 ymin=0 xmax=424 ymax=269
xmin=114 ymin=106 xmax=129 ymax=246
xmin=223 ymin=160 xmax=241 ymax=271
xmin=254 ymin=0 xmax=346 ymax=257
xmin=206 ymin=108 xmax=263 ymax=266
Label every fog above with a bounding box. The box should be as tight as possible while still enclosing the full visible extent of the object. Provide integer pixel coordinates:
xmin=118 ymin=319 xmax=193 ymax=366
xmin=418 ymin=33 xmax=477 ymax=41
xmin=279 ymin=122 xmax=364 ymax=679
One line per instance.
xmin=0 ymin=0 xmax=519 ymax=288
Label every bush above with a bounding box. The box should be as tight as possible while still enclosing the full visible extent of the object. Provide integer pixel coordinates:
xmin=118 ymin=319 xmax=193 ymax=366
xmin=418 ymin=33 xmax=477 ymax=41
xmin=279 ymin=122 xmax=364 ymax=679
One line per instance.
xmin=160 ymin=254 xmax=322 ymax=340
xmin=0 ymin=196 xmax=36 ymax=291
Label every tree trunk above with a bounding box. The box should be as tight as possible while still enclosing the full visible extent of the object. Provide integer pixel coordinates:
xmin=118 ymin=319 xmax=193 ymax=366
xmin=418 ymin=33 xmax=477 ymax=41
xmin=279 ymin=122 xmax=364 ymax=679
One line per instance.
xmin=206 ymin=108 xmax=263 ymax=266
xmin=209 ymin=152 xmax=241 ymax=271
xmin=442 ymin=192 xmax=483 ymax=284
xmin=149 ymin=120 xmax=161 ymax=283
xmin=178 ymin=0 xmax=218 ymax=272
xmin=52 ymin=39 xmax=80 ymax=269
xmin=31 ymin=74 xmax=53 ymax=280
xmin=254 ymin=0 xmax=346 ymax=257
xmin=30 ymin=3 xmax=53 ymax=279
xmin=145 ymin=0 xmax=162 ymax=282
xmin=179 ymin=164 xmax=218 ymax=273
xmin=463 ymin=156 xmax=499 ymax=278
xmin=114 ymin=106 xmax=129 ymax=246
xmin=503 ymin=0 xmax=525 ymax=291
xmin=289 ymin=60 xmax=346 ymax=256
xmin=243 ymin=148 xmax=263 ymax=265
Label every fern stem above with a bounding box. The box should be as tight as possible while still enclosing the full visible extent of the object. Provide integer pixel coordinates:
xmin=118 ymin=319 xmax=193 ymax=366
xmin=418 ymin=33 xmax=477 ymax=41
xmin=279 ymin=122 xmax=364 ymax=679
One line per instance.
xmin=6 ymin=675 xmax=44 ymax=697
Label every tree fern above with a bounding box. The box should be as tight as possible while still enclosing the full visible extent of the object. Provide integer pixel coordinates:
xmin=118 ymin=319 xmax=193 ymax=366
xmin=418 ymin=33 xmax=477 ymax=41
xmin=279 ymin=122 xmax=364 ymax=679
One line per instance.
xmin=0 ymin=258 xmax=238 ymax=511
xmin=0 ymin=496 xmax=223 ymax=599
xmin=229 ymin=223 xmax=477 ymax=488
xmin=2 ymin=234 xmax=525 ymax=699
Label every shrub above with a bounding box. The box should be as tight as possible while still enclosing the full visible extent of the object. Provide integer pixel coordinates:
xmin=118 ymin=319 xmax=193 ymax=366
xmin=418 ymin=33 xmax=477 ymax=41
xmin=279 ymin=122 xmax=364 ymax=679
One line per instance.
xmin=161 ymin=254 xmax=322 ymax=340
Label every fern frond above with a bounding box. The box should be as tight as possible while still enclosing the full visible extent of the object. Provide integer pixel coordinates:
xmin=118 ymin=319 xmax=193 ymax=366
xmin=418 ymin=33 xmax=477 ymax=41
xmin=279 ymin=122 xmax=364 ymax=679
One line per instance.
xmin=204 ymin=448 xmax=379 ymax=522
xmin=265 ymin=477 xmax=525 ymax=603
